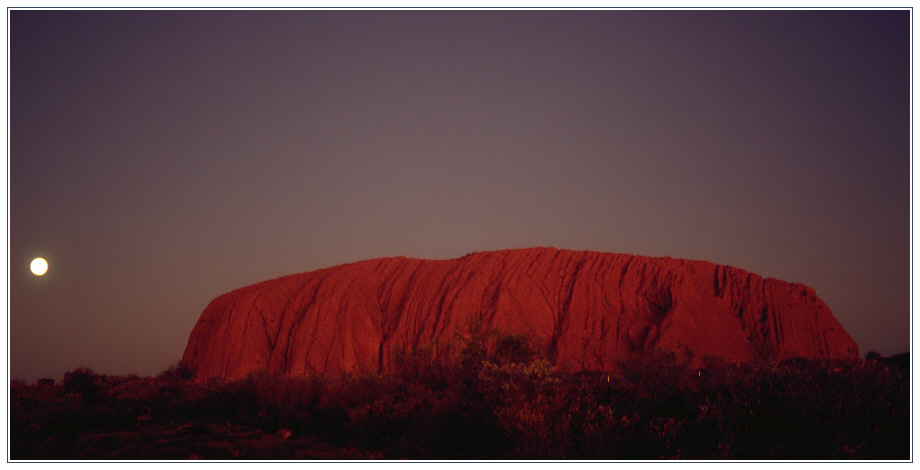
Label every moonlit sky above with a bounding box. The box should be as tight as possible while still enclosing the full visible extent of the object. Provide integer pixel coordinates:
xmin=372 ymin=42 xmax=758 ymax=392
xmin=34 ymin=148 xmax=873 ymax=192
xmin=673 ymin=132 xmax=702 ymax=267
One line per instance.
xmin=9 ymin=9 xmax=910 ymax=382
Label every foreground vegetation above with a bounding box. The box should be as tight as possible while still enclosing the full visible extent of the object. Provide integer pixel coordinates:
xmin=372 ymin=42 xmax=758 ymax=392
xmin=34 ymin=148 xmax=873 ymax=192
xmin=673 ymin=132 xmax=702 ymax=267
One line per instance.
xmin=10 ymin=345 xmax=909 ymax=460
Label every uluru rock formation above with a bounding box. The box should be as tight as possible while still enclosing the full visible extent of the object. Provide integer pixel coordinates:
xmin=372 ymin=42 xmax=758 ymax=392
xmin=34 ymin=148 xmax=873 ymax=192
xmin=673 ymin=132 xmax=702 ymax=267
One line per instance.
xmin=182 ymin=248 xmax=858 ymax=381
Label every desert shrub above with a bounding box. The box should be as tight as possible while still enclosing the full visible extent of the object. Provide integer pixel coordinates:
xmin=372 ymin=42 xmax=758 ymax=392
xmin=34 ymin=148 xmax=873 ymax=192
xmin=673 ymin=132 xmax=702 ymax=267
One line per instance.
xmin=346 ymin=380 xmax=436 ymax=455
xmin=158 ymin=361 xmax=196 ymax=382
xmin=104 ymin=375 xmax=157 ymax=402
xmin=884 ymin=352 xmax=909 ymax=373
xmin=62 ymin=368 xmax=102 ymax=402
xmin=10 ymin=352 xmax=910 ymax=460
xmin=620 ymin=350 xmax=696 ymax=389
xmin=392 ymin=344 xmax=458 ymax=389
xmin=10 ymin=379 xmax=81 ymax=459
xmin=236 ymin=370 xmax=326 ymax=434
xmin=473 ymin=358 xmax=568 ymax=458
xmin=172 ymin=377 xmax=261 ymax=426
xmin=493 ymin=334 xmax=538 ymax=365
xmin=456 ymin=313 xmax=494 ymax=369
xmin=61 ymin=367 xmax=105 ymax=402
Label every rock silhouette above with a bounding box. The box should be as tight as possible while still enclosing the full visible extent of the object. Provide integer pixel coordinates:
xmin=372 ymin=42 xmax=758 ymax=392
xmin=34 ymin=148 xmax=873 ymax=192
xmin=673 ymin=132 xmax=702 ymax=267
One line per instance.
xmin=182 ymin=248 xmax=858 ymax=381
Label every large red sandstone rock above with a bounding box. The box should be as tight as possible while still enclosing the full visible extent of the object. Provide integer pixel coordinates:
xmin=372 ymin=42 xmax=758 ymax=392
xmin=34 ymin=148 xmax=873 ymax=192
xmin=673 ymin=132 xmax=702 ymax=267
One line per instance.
xmin=181 ymin=248 xmax=858 ymax=381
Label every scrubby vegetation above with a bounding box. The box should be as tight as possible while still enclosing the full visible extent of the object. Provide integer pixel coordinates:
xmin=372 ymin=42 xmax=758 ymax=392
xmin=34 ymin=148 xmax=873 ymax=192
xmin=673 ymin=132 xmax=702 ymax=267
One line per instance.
xmin=10 ymin=344 xmax=909 ymax=460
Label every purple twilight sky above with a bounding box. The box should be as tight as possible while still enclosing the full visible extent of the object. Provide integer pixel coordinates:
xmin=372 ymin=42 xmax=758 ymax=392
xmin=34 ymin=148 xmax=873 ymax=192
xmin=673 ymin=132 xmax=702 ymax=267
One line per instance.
xmin=9 ymin=9 xmax=911 ymax=382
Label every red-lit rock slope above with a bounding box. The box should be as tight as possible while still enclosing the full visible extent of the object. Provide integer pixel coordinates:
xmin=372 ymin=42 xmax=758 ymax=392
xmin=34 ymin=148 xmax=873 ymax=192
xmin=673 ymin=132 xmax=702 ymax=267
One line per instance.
xmin=182 ymin=248 xmax=858 ymax=381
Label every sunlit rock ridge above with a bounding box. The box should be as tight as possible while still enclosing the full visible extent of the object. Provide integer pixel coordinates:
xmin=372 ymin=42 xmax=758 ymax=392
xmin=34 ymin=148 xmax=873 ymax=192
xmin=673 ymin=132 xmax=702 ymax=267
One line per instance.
xmin=182 ymin=248 xmax=858 ymax=381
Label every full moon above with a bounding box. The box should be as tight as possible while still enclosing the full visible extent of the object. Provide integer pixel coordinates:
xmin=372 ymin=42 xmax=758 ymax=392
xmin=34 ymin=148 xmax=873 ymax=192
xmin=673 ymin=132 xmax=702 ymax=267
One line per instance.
xmin=30 ymin=258 xmax=48 ymax=276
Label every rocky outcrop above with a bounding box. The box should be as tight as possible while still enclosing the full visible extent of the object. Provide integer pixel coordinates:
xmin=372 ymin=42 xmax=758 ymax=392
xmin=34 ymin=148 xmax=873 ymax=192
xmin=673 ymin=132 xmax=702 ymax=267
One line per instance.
xmin=181 ymin=248 xmax=858 ymax=381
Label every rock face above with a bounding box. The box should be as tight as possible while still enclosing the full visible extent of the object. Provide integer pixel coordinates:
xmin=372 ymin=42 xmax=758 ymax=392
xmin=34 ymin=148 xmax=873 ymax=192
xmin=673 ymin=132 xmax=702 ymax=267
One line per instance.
xmin=182 ymin=248 xmax=858 ymax=381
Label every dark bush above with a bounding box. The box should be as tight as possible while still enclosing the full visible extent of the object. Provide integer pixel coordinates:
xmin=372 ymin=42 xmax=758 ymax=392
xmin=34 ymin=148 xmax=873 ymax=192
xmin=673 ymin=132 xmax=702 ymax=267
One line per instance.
xmin=620 ymin=349 xmax=696 ymax=389
xmin=62 ymin=368 xmax=101 ymax=402
xmin=158 ymin=361 xmax=196 ymax=382
xmin=10 ymin=349 xmax=910 ymax=460
xmin=493 ymin=334 xmax=537 ymax=365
